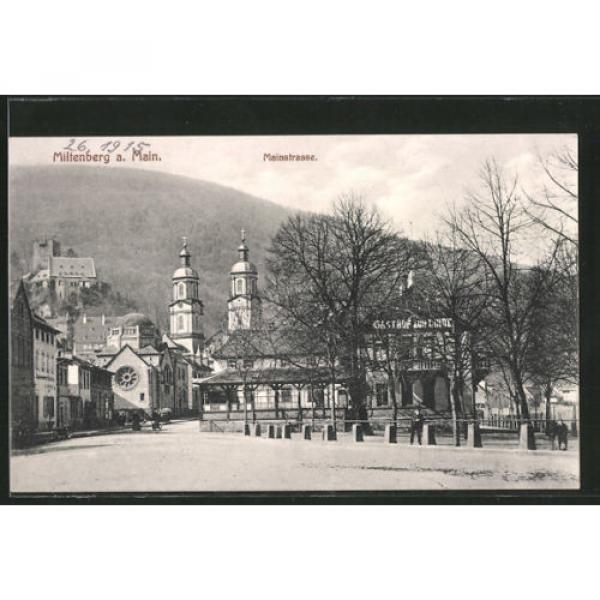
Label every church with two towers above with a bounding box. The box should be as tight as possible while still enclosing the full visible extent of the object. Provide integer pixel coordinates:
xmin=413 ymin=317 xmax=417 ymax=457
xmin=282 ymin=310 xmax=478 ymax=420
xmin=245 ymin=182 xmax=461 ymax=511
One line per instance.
xmin=102 ymin=231 xmax=266 ymax=417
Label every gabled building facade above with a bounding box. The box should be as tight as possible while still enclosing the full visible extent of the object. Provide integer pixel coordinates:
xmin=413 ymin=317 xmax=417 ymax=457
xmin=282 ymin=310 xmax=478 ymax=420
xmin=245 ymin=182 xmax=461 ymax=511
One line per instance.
xmin=10 ymin=280 xmax=35 ymax=442
xmin=32 ymin=314 xmax=61 ymax=431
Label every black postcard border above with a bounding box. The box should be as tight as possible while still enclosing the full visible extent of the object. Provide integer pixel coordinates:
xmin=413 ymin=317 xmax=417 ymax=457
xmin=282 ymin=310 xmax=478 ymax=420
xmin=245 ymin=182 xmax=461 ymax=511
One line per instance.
xmin=2 ymin=95 xmax=598 ymax=504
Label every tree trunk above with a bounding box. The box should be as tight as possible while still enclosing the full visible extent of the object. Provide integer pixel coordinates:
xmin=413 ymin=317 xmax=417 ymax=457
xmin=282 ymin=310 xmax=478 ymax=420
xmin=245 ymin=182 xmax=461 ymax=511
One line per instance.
xmin=274 ymin=388 xmax=279 ymax=419
xmin=448 ymin=374 xmax=460 ymax=447
xmin=544 ymin=384 xmax=552 ymax=427
xmin=389 ymin=373 xmax=398 ymax=423
xmin=297 ymin=387 xmax=303 ymax=423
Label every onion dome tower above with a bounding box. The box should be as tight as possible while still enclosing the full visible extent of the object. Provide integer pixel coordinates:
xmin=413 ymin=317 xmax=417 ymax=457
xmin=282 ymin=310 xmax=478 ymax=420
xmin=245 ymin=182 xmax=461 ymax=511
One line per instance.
xmin=227 ymin=229 xmax=262 ymax=332
xmin=168 ymin=237 xmax=204 ymax=354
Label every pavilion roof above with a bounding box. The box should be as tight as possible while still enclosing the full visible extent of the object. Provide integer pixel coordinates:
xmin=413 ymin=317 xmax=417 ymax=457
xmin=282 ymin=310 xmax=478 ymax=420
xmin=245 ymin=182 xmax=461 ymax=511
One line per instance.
xmin=196 ymin=366 xmax=351 ymax=388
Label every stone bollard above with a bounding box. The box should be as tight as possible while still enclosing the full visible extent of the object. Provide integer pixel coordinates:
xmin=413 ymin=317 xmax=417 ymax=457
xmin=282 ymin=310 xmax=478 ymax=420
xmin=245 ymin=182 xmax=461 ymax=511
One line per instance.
xmin=519 ymin=423 xmax=536 ymax=450
xmin=282 ymin=423 xmax=292 ymax=439
xmin=466 ymin=422 xmax=482 ymax=448
xmin=423 ymin=423 xmax=436 ymax=445
xmin=352 ymin=423 xmax=364 ymax=442
xmin=267 ymin=424 xmax=275 ymax=439
xmin=384 ymin=424 xmax=397 ymax=444
xmin=302 ymin=424 xmax=312 ymax=440
xmin=244 ymin=423 xmax=251 ymax=436
xmin=252 ymin=423 xmax=261 ymax=437
xmin=323 ymin=423 xmax=337 ymax=441
xmin=275 ymin=425 xmax=283 ymax=439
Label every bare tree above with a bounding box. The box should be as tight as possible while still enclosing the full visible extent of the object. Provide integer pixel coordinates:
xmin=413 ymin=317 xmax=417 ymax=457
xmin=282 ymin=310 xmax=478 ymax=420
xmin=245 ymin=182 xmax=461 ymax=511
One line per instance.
xmin=450 ymin=160 xmax=564 ymax=449
xmin=526 ymin=146 xmax=578 ymax=246
xmin=526 ymin=261 xmax=578 ymax=426
xmin=266 ymin=195 xmax=414 ymax=422
xmin=415 ymin=229 xmax=491 ymax=445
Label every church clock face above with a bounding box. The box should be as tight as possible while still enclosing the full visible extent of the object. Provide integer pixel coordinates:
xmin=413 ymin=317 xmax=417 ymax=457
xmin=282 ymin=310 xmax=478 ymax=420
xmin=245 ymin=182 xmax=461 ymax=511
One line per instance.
xmin=115 ymin=365 xmax=139 ymax=391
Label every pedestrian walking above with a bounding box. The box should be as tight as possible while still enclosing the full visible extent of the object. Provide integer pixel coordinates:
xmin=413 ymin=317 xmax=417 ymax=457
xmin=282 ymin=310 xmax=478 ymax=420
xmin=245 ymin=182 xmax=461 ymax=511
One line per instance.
xmin=410 ymin=407 xmax=424 ymax=445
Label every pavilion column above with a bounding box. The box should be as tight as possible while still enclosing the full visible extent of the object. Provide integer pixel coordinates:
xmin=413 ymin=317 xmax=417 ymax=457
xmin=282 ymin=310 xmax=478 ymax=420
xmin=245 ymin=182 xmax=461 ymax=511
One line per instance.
xmin=273 ymin=386 xmax=280 ymax=419
xmin=293 ymin=383 xmax=305 ymax=423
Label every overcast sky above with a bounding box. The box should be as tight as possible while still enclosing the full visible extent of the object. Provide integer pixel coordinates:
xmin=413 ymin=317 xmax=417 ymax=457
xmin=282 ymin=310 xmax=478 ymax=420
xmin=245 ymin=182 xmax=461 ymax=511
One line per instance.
xmin=10 ymin=134 xmax=576 ymax=241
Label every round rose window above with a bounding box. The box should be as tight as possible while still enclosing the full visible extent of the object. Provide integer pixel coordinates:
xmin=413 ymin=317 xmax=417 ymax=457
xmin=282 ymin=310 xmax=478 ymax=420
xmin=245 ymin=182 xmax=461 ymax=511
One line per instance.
xmin=115 ymin=366 xmax=139 ymax=391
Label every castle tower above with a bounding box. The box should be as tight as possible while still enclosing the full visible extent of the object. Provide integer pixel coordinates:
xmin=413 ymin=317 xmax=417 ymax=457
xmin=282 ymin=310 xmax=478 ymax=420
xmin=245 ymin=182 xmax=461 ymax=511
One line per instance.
xmin=228 ymin=229 xmax=262 ymax=332
xmin=33 ymin=239 xmax=61 ymax=271
xmin=168 ymin=237 xmax=204 ymax=354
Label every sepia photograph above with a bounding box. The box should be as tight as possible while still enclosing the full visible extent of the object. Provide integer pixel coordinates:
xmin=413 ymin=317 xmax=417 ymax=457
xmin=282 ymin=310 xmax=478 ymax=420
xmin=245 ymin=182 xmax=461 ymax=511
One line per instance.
xmin=8 ymin=132 xmax=579 ymax=494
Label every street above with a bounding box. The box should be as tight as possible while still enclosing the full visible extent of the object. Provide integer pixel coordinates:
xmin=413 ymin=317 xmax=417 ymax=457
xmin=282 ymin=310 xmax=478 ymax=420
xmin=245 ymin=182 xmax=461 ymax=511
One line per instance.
xmin=11 ymin=420 xmax=579 ymax=493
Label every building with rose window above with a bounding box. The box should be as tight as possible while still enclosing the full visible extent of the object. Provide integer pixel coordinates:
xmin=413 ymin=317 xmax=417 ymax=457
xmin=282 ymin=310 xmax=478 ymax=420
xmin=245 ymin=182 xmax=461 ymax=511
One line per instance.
xmin=95 ymin=241 xmax=209 ymax=417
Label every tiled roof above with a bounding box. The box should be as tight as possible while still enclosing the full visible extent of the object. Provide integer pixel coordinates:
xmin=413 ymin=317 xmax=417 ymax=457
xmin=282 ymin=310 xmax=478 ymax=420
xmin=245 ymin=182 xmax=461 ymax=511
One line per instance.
xmin=32 ymin=313 xmax=62 ymax=333
xmin=49 ymin=256 xmax=96 ymax=278
xmin=138 ymin=344 xmax=161 ymax=355
xmin=73 ymin=316 xmax=116 ymax=343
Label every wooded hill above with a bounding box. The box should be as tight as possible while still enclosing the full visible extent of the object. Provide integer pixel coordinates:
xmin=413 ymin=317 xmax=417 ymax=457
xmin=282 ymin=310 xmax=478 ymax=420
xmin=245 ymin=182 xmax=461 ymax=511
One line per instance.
xmin=10 ymin=165 xmax=294 ymax=333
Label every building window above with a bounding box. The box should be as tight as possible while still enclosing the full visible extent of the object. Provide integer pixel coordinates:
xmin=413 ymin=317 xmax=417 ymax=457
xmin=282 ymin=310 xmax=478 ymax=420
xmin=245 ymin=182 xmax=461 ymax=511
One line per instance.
xmin=227 ymin=359 xmax=237 ymax=369
xmin=376 ymin=383 xmax=389 ymax=407
xmin=243 ymin=360 xmax=254 ymax=370
xmin=43 ymin=397 xmax=55 ymax=418
xmin=178 ymin=315 xmax=184 ymax=331
xmin=140 ymin=393 xmax=145 ymax=402
xmin=236 ymin=278 xmax=243 ymax=295
xmin=179 ymin=283 xmax=185 ymax=298
xmin=281 ymin=385 xmax=293 ymax=405
xmin=310 ymin=388 xmax=324 ymax=407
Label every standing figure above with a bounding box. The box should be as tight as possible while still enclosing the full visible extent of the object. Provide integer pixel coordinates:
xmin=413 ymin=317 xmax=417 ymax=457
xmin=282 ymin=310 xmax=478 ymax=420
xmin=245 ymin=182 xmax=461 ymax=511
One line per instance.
xmin=557 ymin=418 xmax=569 ymax=451
xmin=131 ymin=411 xmax=141 ymax=431
xmin=410 ymin=407 xmax=424 ymax=445
xmin=152 ymin=409 xmax=162 ymax=432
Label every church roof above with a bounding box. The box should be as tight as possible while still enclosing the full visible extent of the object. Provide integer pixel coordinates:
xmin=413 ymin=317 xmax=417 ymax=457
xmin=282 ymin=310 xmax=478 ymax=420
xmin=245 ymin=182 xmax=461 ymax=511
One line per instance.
xmin=49 ymin=256 xmax=96 ymax=278
xmin=230 ymin=260 xmax=257 ymax=274
xmin=117 ymin=313 xmax=155 ymax=328
xmin=98 ymin=344 xmax=120 ymax=355
xmin=138 ymin=344 xmax=161 ymax=355
xmin=173 ymin=266 xmax=199 ymax=279
xmin=161 ymin=334 xmax=189 ymax=352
